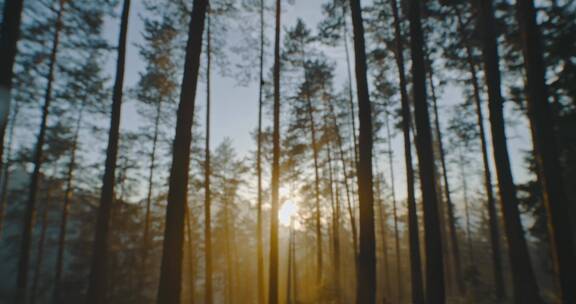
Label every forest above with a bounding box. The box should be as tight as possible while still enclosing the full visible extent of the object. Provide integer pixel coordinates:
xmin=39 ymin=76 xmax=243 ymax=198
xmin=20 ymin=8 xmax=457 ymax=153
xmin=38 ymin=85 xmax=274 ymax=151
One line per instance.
xmin=0 ymin=0 xmax=575 ymax=303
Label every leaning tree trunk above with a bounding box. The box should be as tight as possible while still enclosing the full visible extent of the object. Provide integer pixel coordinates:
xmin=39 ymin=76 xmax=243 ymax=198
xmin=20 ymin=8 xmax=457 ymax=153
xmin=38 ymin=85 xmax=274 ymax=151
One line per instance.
xmin=0 ymin=0 xmax=25 ymax=184
xmin=256 ymin=0 xmax=266 ymax=302
xmin=86 ymin=1 xmax=130 ymax=303
xmin=389 ymin=0 xmax=424 ymax=301
xmin=427 ymin=60 xmax=465 ymax=296
xmin=185 ymin=204 xmax=196 ymax=304
xmin=0 ymin=99 xmax=20 ymax=238
xmin=16 ymin=2 xmax=64 ymax=302
xmin=408 ymin=0 xmax=445 ymax=302
xmin=53 ymin=100 xmax=86 ymax=303
xmin=156 ymin=0 xmax=207 ymax=303
xmin=476 ymin=0 xmax=542 ymax=303
xmin=516 ymin=1 xmax=576 ymax=302
xmin=204 ymin=12 xmax=213 ymax=304
xmin=349 ymin=1 xmax=376 ymax=303
xmin=268 ymin=0 xmax=281 ymax=302
xmin=452 ymin=4 xmax=506 ymax=298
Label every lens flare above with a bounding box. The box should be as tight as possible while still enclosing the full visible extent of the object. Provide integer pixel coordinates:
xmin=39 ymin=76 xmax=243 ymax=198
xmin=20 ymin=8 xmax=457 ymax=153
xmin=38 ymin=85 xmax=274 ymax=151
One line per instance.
xmin=278 ymin=200 xmax=298 ymax=227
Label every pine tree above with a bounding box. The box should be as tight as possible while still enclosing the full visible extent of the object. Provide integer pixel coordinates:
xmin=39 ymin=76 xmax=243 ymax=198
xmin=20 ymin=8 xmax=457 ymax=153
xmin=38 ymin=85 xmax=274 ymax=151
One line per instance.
xmin=475 ymin=0 xmax=542 ymax=302
xmin=16 ymin=1 xmax=65 ymax=301
xmin=86 ymin=1 xmax=131 ymax=302
xmin=516 ymin=1 xmax=576 ymax=302
xmin=408 ymin=0 xmax=445 ymax=302
xmin=388 ymin=0 xmax=424 ymax=301
xmin=349 ymin=0 xmax=376 ymax=303
xmin=157 ymin=0 xmax=208 ymax=302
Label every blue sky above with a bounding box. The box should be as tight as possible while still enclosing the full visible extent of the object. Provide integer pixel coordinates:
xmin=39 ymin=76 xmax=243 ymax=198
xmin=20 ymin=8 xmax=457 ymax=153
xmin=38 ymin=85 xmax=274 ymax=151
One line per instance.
xmin=101 ymin=0 xmax=535 ymax=207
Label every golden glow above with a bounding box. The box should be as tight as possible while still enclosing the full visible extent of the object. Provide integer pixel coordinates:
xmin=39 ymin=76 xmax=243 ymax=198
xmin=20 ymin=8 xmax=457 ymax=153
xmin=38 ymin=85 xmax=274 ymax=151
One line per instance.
xmin=278 ymin=200 xmax=298 ymax=227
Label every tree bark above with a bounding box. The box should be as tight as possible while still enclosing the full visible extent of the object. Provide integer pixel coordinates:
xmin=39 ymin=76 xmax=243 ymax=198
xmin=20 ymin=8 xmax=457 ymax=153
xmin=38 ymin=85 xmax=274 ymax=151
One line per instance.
xmin=0 ymin=0 xmax=25 ymax=184
xmin=408 ymin=0 xmax=445 ymax=302
xmin=157 ymin=0 xmax=207 ymax=303
xmin=475 ymin=0 xmax=542 ymax=302
xmin=516 ymin=1 xmax=576 ymax=302
xmin=268 ymin=0 xmax=281 ymax=302
xmin=349 ymin=1 xmax=376 ymax=303
xmin=86 ymin=1 xmax=130 ymax=302
xmin=17 ymin=2 xmax=64 ymax=302
xmin=185 ymin=204 xmax=196 ymax=304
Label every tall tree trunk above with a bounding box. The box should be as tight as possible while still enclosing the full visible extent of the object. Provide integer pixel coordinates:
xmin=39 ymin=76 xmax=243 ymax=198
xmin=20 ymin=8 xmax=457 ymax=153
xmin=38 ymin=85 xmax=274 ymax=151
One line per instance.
xmin=304 ymin=79 xmax=323 ymax=287
xmin=292 ymin=223 xmax=298 ymax=303
xmin=53 ymin=101 xmax=86 ymax=303
xmin=17 ymin=2 xmax=64 ymax=301
xmin=86 ymin=1 xmax=130 ymax=302
xmin=324 ymin=91 xmax=359 ymax=298
xmin=268 ymin=0 xmax=281 ymax=302
xmin=458 ymin=148 xmax=475 ymax=265
xmin=256 ymin=0 xmax=266 ymax=303
xmin=349 ymin=1 xmax=376 ymax=303
xmin=389 ymin=0 xmax=424 ymax=301
xmin=325 ymin=92 xmax=358 ymax=262
xmin=0 ymin=99 xmax=19 ymax=238
xmin=286 ymin=219 xmax=294 ymax=304
xmin=375 ymin=175 xmax=391 ymax=303
xmin=427 ymin=60 xmax=465 ymax=296
xmin=232 ymin=221 xmax=241 ymax=303
xmin=141 ymin=100 xmax=162 ymax=288
xmin=516 ymin=1 xmax=576 ymax=303
xmin=452 ymin=4 xmax=506 ymax=297
xmin=157 ymin=0 xmax=207 ymax=303
xmin=475 ymin=0 xmax=542 ymax=303
xmin=30 ymin=203 xmax=49 ymax=304
xmin=407 ymin=0 xmax=445 ymax=302
xmin=185 ymin=204 xmax=196 ymax=304
xmin=326 ymin=143 xmax=341 ymax=302
xmin=384 ymin=109 xmax=403 ymax=302
xmin=204 ymin=12 xmax=213 ymax=304
xmin=0 ymin=0 xmax=25 ymax=184
xmin=224 ymin=198 xmax=233 ymax=304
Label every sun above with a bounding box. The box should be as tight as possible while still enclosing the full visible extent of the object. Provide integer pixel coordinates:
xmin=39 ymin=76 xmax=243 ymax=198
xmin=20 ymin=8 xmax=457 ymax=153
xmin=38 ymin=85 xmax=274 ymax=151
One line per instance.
xmin=278 ymin=200 xmax=298 ymax=227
